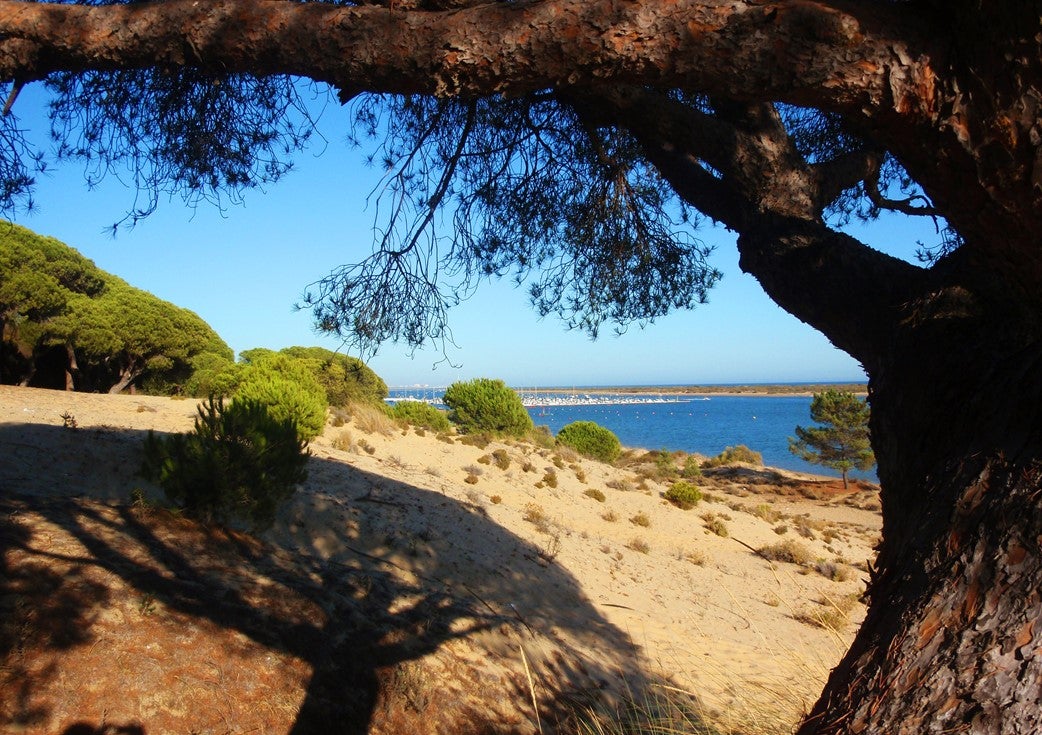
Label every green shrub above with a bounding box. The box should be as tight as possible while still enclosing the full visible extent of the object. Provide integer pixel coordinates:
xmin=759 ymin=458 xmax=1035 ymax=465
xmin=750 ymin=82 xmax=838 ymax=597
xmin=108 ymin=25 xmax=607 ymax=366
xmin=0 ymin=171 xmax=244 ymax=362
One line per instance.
xmin=247 ymin=346 xmax=388 ymax=407
xmin=389 ymin=400 xmax=451 ymax=431
xmin=555 ymin=421 xmax=622 ymax=463
xmin=234 ymin=354 xmax=328 ymax=441
xmin=184 ymin=352 xmax=241 ymax=398
xmin=664 ymin=480 xmax=702 ymax=509
xmin=141 ymin=397 xmax=309 ymax=530
xmin=443 ymin=378 xmax=533 ymax=437
xmin=703 ymin=444 xmax=764 ymax=468
xmin=681 ymin=455 xmax=703 ymax=479
xmin=653 ymin=449 xmax=680 ymax=480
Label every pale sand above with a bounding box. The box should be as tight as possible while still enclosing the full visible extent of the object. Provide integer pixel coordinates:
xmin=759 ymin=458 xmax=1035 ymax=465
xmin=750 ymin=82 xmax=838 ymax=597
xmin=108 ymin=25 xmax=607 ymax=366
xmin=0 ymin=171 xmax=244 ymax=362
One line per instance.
xmin=0 ymin=385 xmax=880 ymax=731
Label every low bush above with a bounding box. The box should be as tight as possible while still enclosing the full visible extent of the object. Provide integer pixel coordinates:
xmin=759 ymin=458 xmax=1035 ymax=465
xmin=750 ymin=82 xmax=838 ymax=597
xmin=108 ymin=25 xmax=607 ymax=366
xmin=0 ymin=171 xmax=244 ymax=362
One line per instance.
xmin=583 ymin=488 xmax=606 ymax=502
xmin=653 ymin=449 xmax=680 ymax=480
xmin=630 ymin=511 xmax=652 ymax=527
xmin=681 ymin=455 xmax=703 ymax=479
xmin=141 ymin=397 xmax=309 ymax=530
xmin=555 ymin=421 xmax=622 ymax=463
xmin=491 ymin=449 xmax=511 ymax=470
xmin=702 ymin=444 xmax=764 ymax=468
xmin=389 ymin=400 xmax=451 ymax=431
xmin=701 ymin=513 xmax=729 ymax=537
xmin=443 ymin=378 xmax=533 ymax=437
xmin=758 ymin=539 xmax=813 ymax=565
xmin=664 ymin=480 xmax=702 ymax=510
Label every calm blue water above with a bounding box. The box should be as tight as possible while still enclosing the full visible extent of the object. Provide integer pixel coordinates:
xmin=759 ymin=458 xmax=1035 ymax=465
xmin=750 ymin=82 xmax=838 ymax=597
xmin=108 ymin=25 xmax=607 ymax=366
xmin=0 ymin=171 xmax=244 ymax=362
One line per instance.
xmin=388 ymin=390 xmax=876 ymax=481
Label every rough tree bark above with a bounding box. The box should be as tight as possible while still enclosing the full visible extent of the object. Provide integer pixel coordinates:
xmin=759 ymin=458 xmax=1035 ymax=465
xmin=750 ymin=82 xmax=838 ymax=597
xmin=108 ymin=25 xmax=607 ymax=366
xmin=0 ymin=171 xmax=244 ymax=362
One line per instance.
xmin=0 ymin=1 xmax=1039 ymax=732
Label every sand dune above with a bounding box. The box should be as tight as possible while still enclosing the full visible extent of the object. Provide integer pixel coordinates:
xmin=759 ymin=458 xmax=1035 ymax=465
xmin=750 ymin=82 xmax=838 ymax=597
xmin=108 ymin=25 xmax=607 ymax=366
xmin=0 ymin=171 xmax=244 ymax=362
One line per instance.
xmin=0 ymin=385 xmax=880 ymax=734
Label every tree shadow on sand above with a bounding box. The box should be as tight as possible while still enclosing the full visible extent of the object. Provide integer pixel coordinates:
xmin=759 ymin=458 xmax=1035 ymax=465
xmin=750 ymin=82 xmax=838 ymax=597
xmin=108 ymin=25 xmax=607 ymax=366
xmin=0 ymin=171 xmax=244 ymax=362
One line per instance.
xmin=0 ymin=422 xmax=706 ymax=734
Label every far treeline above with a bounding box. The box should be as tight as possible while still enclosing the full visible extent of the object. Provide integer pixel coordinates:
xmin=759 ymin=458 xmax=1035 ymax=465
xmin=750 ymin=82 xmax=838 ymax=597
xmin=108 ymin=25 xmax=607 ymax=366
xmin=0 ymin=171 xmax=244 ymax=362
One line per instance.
xmin=0 ymin=224 xmax=387 ymax=414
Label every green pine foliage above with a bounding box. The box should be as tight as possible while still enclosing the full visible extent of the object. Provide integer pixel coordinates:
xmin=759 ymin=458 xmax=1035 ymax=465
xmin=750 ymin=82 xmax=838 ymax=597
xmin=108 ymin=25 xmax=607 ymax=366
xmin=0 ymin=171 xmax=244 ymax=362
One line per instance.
xmin=0 ymin=223 xmax=232 ymax=393
xmin=442 ymin=378 xmax=533 ymax=437
xmin=183 ymin=351 xmax=241 ymax=397
xmin=664 ymin=480 xmax=702 ymax=509
xmin=141 ymin=396 xmax=309 ymax=530
xmin=278 ymin=346 xmax=387 ymax=406
xmin=234 ymin=353 xmax=328 ymax=441
xmin=389 ymin=399 xmax=451 ymax=431
xmin=555 ymin=420 xmax=622 ymax=463
xmin=789 ymin=390 xmax=875 ymax=488
xmin=702 ymin=444 xmax=764 ymax=468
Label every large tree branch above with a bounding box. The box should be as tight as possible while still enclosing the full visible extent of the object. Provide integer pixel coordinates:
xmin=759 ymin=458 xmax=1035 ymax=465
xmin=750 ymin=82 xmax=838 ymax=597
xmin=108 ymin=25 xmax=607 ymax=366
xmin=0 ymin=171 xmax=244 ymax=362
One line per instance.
xmin=0 ymin=0 xmax=933 ymax=117
xmin=578 ymin=89 xmax=929 ymax=364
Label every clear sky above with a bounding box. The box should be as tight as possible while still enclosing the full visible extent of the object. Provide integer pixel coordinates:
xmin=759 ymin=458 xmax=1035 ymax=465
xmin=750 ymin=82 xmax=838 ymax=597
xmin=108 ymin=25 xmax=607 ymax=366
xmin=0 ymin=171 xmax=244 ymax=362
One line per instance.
xmin=6 ymin=83 xmax=936 ymax=388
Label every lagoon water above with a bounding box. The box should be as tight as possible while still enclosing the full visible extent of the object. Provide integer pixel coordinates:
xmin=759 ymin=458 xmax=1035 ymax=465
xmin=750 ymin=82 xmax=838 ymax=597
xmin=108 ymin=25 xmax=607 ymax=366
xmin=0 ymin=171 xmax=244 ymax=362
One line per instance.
xmin=388 ymin=390 xmax=877 ymax=481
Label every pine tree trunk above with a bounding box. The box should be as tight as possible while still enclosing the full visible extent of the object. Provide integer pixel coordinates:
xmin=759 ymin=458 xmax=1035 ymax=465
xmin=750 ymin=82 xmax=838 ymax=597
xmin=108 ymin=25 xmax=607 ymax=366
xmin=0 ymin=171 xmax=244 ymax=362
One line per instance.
xmin=65 ymin=343 xmax=79 ymax=391
xmin=108 ymin=360 xmax=140 ymax=395
xmin=798 ymin=325 xmax=1042 ymax=734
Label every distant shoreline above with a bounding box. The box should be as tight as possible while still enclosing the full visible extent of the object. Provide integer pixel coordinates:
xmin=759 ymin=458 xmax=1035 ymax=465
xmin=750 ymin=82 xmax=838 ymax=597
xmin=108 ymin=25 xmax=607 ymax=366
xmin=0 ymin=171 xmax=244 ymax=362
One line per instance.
xmin=525 ymin=383 xmax=868 ymax=398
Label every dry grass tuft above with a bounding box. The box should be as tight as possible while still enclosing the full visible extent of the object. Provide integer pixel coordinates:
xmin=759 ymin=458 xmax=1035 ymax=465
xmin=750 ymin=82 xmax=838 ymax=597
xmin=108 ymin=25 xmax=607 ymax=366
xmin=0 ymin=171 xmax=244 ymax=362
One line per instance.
xmin=758 ymin=539 xmax=813 ymax=566
xmin=626 ymin=538 xmax=651 ymax=554
xmin=350 ymin=402 xmax=396 ymax=436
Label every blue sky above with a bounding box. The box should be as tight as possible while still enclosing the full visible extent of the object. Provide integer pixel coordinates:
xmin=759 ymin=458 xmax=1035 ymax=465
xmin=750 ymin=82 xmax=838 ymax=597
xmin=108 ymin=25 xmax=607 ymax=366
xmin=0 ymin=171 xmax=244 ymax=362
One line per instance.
xmin=6 ymin=83 xmax=936 ymax=388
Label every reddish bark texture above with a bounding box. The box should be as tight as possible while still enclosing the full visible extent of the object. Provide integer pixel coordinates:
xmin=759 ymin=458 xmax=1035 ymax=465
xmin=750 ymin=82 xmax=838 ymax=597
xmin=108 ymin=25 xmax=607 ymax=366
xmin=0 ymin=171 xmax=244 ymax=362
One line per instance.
xmin=0 ymin=1 xmax=1040 ymax=732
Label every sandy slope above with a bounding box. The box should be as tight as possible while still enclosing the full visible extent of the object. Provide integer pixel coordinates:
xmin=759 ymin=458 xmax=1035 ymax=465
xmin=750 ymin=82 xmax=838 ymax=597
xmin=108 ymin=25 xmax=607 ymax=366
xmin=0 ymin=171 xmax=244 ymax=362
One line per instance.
xmin=0 ymin=386 xmax=880 ymax=734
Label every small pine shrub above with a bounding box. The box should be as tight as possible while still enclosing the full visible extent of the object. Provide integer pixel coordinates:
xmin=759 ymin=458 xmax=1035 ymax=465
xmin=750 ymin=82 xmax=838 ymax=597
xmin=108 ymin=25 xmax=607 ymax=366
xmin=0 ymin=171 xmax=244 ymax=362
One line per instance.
xmin=477 ymin=454 xmax=492 ymax=465
xmin=389 ymin=400 xmax=451 ymax=431
xmin=555 ymin=421 xmax=622 ymax=463
xmin=681 ymin=455 xmax=703 ymax=479
xmin=664 ymin=480 xmax=702 ymax=510
xmin=141 ymin=397 xmax=308 ymax=530
xmin=443 ymin=378 xmax=533 ymax=436
xmin=583 ymin=488 xmax=606 ymax=502
xmin=703 ymin=444 xmax=764 ymax=468
xmin=653 ymin=449 xmax=679 ymax=480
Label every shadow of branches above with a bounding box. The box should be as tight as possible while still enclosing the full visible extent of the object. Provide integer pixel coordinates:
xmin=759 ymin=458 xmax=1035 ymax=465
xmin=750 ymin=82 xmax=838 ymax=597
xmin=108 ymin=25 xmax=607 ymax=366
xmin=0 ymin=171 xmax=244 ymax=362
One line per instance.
xmin=0 ymin=422 xmax=670 ymax=734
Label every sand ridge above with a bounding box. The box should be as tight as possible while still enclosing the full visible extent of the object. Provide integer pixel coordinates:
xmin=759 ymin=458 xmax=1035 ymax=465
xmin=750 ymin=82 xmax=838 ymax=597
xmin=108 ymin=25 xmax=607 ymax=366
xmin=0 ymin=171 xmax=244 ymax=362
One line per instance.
xmin=0 ymin=385 xmax=880 ymax=733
